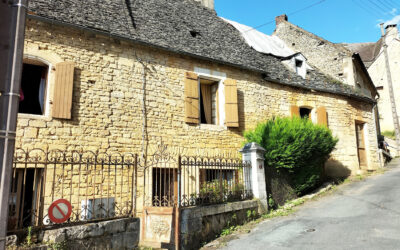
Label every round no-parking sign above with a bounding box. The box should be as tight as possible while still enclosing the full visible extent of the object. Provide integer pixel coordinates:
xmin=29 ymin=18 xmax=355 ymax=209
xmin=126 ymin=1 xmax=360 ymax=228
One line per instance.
xmin=48 ymin=199 xmax=72 ymax=224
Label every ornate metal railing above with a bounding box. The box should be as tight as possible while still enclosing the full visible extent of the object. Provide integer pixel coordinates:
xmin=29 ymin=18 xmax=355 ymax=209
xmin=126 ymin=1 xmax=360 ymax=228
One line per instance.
xmin=8 ymin=148 xmax=137 ymax=232
xmin=141 ymin=143 xmax=252 ymax=208
xmin=8 ymin=144 xmax=253 ymax=232
xmin=178 ymin=156 xmax=252 ymax=207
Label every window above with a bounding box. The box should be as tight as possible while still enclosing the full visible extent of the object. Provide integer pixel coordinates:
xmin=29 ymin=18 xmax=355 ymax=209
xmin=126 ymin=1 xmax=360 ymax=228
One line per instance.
xmin=80 ymin=197 xmax=115 ymax=220
xmin=295 ymin=59 xmax=303 ymax=74
xmin=299 ymin=107 xmax=311 ymax=119
xmin=184 ymin=72 xmax=239 ymax=128
xmin=152 ymin=168 xmax=177 ymax=206
xmin=200 ymin=78 xmax=219 ymax=125
xmin=19 ymin=62 xmax=48 ymax=115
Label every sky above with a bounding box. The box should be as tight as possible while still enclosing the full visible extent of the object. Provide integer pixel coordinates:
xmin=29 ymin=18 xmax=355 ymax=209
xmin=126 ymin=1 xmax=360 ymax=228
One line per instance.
xmin=215 ymin=0 xmax=400 ymax=44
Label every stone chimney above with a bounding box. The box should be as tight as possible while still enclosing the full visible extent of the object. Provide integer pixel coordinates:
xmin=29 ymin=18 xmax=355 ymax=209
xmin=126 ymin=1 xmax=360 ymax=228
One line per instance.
xmin=192 ymin=0 xmax=214 ymax=9
xmin=276 ymin=14 xmax=288 ymax=25
xmin=385 ymin=24 xmax=399 ymax=43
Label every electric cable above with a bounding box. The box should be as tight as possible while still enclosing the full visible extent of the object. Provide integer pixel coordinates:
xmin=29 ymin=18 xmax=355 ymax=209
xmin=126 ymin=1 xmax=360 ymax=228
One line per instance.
xmin=352 ymin=0 xmax=382 ymax=18
xmin=377 ymin=0 xmax=396 ymax=11
xmin=367 ymin=0 xmax=391 ymax=14
xmin=243 ymin=0 xmax=328 ymax=33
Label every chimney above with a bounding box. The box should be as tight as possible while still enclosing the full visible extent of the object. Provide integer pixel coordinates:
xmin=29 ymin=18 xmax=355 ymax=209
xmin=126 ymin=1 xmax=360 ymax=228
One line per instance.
xmin=192 ymin=0 xmax=214 ymax=9
xmin=385 ymin=24 xmax=399 ymax=41
xmin=275 ymin=14 xmax=288 ymax=25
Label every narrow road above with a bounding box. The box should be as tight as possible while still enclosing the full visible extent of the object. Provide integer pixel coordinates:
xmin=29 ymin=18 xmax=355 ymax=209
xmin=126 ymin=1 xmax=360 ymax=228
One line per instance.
xmin=222 ymin=161 xmax=400 ymax=250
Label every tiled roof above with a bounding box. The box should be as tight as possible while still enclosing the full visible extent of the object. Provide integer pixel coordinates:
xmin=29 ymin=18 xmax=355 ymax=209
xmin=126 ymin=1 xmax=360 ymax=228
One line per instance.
xmin=27 ymin=0 xmax=374 ymax=103
xmin=343 ymin=40 xmax=383 ymax=68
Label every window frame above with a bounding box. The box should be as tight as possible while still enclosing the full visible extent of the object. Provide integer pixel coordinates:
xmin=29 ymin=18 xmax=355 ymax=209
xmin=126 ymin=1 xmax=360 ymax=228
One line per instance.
xmin=18 ymin=55 xmax=52 ymax=119
xmin=194 ymin=67 xmax=227 ymax=128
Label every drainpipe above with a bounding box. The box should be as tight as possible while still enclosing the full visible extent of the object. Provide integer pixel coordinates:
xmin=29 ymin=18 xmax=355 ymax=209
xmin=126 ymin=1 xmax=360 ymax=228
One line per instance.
xmin=380 ymin=23 xmax=400 ymax=155
xmin=0 ymin=0 xmax=28 ymax=249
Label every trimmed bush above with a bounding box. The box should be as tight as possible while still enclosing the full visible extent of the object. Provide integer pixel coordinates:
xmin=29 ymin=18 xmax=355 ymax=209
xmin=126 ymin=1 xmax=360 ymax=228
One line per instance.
xmin=244 ymin=116 xmax=338 ymax=196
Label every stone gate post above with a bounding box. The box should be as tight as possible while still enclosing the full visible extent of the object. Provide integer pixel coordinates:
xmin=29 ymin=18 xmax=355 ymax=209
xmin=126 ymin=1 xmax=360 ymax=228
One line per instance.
xmin=240 ymin=142 xmax=268 ymax=212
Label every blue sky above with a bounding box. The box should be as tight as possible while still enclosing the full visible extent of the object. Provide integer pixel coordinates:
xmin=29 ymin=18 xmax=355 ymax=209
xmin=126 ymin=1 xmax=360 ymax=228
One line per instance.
xmin=215 ymin=0 xmax=400 ymax=43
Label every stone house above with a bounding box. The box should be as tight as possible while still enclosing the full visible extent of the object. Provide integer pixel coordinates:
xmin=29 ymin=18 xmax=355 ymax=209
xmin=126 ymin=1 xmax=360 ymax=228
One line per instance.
xmin=344 ymin=25 xmax=400 ymax=134
xmin=273 ymin=14 xmax=382 ymax=174
xmin=10 ymin=0 xmax=382 ymax=234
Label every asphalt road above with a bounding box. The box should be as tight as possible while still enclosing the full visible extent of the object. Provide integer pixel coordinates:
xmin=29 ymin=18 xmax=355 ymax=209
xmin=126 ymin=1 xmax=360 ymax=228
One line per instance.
xmin=222 ymin=160 xmax=400 ymax=250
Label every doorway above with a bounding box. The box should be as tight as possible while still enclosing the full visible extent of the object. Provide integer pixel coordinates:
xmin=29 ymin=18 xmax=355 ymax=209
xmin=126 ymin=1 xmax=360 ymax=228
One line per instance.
xmin=8 ymin=168 xmax=44 ymax=231
xmin=355 ymin=122 xmax=367 ymax=168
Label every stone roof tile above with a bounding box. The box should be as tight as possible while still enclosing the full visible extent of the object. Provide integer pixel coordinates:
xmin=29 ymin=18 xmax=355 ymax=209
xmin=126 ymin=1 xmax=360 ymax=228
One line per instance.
xmin=27 ymin=0 xmax=374 ymax=103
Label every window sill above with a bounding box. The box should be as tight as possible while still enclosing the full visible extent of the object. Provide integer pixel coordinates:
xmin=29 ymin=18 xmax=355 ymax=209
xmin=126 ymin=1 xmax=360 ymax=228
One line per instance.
xmin=18 ymin=113 xmax=51 ymax=121
xmin=199 ymin=123 xmax=227 ymax=131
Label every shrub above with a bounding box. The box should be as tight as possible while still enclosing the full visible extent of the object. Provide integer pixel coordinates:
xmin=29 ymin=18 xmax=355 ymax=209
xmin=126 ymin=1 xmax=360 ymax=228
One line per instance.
xmin=244 ymin=116 xmax=338 ymax=195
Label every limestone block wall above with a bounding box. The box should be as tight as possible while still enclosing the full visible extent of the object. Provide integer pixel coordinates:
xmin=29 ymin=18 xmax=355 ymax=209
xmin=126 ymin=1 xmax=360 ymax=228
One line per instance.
xmin=40 ymin=218 xmax=139 ymax=249
xmin=368 ymin=41 xmax=400 ymax=132
xmin=274 ymin=21 xmax=351 ymax=83
xmin=180 ymin=200 xmax=259 ymax=250
xmin=19 ymin=19 xmax=379 ymax=185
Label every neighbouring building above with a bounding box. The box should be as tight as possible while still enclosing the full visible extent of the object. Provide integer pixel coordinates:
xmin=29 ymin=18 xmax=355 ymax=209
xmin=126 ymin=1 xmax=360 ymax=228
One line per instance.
xmin=273 ymin=14 xmax=382 ymax=172
xmin=344 ymin=24 xmax=400 ymax=134
xmin=8 ymin=0 xmax=381 ymax=247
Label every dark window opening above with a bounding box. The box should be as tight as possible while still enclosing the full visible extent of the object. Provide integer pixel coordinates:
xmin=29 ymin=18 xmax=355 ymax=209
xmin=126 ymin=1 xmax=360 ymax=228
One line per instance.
xmin=152 ymin=168 xmax=176 ymax=206
xmin=199 ymin=169 xmax=239 ymax=190
xmin=19 ymin=63 xmax=48 ymax=115
xmin=300 ymin=107 xmax=311 ymax=119
xmin=204 ymin=169 xmax=234 ymax=183
xmin=295 ymin=59 xmax=303 ymax=68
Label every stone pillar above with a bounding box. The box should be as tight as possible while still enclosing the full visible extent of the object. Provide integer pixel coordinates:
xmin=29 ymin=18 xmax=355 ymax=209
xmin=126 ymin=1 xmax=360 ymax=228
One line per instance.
xmin=240 ymin=143 xmax=268 ymax=212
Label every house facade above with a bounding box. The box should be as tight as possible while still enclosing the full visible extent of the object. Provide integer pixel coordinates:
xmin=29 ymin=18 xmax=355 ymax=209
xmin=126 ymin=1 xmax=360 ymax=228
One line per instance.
xmin=10 ymin=0 xmax=382 ymax=233
xmin=273 ymin=14 xmax=382 ymax=173
xmin=345 ymin=25 xmax=400 ymax=134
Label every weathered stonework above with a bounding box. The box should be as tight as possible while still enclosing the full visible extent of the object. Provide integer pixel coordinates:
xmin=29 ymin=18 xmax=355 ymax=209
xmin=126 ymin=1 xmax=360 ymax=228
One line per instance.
xmin=19 ymin=19 xmax=380 ymax=177
xmin=180 ymin=200 xmax=259 ymax=250
xmin=40 ymin=218 xmax=139 ymax=249
xmin=274 ymin=20 xmax=351 ymax=84
xmin=17 ymin=18 xmax=381 ymax=221
xmin=366 ymin=27 xmax=400 ymax=132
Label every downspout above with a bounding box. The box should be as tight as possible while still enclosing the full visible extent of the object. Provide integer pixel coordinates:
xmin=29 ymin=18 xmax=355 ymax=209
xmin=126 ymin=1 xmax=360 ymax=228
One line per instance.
xmin=0 ymin=1 xmax=28 ymax=249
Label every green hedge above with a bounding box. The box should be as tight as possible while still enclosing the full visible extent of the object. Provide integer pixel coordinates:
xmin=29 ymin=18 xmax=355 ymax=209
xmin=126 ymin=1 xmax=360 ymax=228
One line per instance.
xmin=244 ymin=116 xmax=338 ymax=195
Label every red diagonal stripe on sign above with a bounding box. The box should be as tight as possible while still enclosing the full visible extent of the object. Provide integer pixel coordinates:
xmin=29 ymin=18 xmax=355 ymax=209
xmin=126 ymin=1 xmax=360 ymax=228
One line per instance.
xmin=55 ymin=204 xmax=66 ymax=218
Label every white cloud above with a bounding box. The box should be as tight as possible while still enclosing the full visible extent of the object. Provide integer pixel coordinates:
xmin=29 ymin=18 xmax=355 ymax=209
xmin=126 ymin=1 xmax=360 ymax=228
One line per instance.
xmin=376 ymin=14 xmax=400 ymax=29
xmin=389 ymin=8 xmax=397 ymax=16
xmin=384 ymin=15 xmax=400 ymax=26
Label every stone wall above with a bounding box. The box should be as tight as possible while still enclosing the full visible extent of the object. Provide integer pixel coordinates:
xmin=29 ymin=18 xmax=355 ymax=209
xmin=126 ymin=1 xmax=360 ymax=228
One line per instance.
xmin=274 ymin=20 xmax=376 ymax=100
xmin=274 ymin=21 xmax=351 ymax=83
xmin=180 ymin=200 xmax=259 ymax=250
xmin=368 ymin=39 xmax=400 ymax=132
xmin=21 ymin=218 xmax=139 ymax=249
xmin=18 ymin=18 xmax=381 ymax=212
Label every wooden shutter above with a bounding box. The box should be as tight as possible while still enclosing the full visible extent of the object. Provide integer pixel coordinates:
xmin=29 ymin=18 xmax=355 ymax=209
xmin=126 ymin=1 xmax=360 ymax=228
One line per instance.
xmin=224 ymin=78 xmax=239 ymax=128
xmin=317 ymin=106 xmax=328 ymax=127
xmin=185 ymin=72 xmax=199 ymax=124
xmin=53 ymin=62 xmax=75 ymax=119
xmin=290 ymin=105 xmax=300 ymax=117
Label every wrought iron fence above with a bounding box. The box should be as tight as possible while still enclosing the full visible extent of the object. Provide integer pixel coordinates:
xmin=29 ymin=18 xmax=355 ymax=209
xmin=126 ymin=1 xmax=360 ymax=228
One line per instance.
xmin=8 ymin=148 xmax=137 ymax=232
xmin=179 ymin=156 xmax=252 ymax=207
xmin=8 ymin=144 xmax=253 ymax=232
xmin=141 ymin=143 xmax=252 ymax=208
